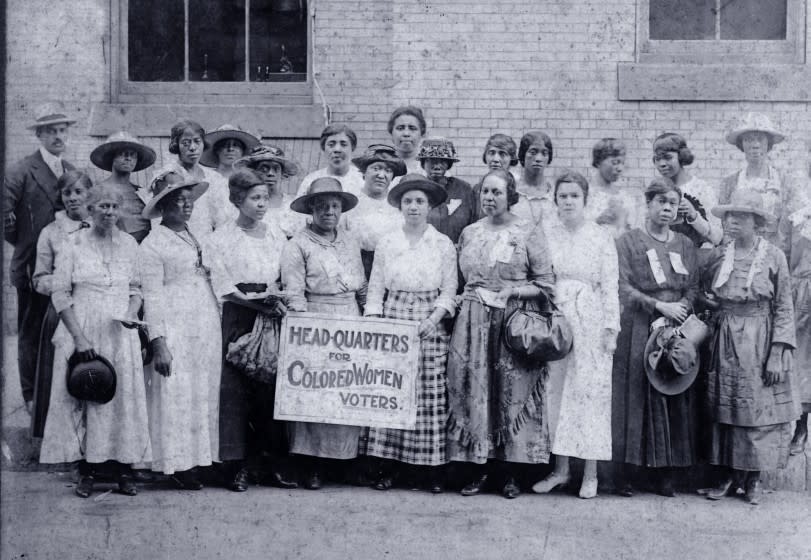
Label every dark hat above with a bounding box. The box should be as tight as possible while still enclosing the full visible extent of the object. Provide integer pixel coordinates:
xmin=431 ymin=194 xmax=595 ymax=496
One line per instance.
xmin=351 ymin=144 xmax=407 ymax=176
xmin=200 ymin=124 xmax=260 ymax=168
xmin=143 ymin=171 xmax=209 ymax=219
xmin=66 ymin=352 xmax=117 ymax=404
xmin=387 ymin=174 xmax=448 ymax=209
xmin=235 ymin=144 xmax=300 ymax=177
xmin=644 ymin=315 xmax=709 ymax=396
xmin=418 ymin=138 xmax=460 ymax=162
xmin=90 ymin=131 xmax=157 ymax=172
xmin=290 ymin=176 xmax=358 ymax=214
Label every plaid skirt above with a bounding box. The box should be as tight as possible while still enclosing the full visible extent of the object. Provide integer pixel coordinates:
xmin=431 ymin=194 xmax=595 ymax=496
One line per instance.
xmin=360 ymin=290 xmax=449 ymax=466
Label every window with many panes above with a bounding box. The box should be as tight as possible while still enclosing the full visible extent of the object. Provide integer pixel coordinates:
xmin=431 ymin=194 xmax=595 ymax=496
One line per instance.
xmin=637 ymin=0 xmax=804 ymax=63
xmin=114 ymin=0 xmax=310 ymax=103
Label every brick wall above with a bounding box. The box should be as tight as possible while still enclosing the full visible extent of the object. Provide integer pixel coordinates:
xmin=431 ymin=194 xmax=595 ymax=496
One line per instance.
xmin=5 ymin=0 xmax=811 ymax=332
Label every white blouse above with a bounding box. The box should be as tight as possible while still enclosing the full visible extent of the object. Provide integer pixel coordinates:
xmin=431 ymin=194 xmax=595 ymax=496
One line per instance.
xmin=365 ymin=225 xmax=458 ymax=316
xmin=205 ymin=220 xmax=287 ymax=299
xmin=341 ymin=191 xmax=403 ymax=252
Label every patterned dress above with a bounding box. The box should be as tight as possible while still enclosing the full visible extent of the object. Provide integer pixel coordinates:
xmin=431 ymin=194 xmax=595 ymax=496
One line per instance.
xmin=30 ymin=212 xmax=89 ymax=438
xmin=788 ymin=204 xmax=811 ymax=411
xmin=705 ymin=238 xmax=800 ymax=470
xmin=447 ymin=218 xmax=556 ymax=464
xmin=40 ymin=229 xmax=152 ymax=465
xmin=139 ymin=225 xmax=222 ymax=474
xmin=361 ymin=225 xmax=458 ymax=465
xmin=510 ymin=178 xmax=557 ymax=229
xmin=207 ymin=219 xmax=288 ymax=462
xmin=545 ymin=221 xmax=619 ymax=461
xmin=612 ymin=228 xmax=699 ymax=468
xmin=281 ymin=226 xmax=367 ymax=459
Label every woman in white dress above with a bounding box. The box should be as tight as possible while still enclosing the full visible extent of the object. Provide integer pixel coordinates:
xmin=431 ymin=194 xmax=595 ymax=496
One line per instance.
xmin=139 ymin=172 xmax=222 ymax=490
xmin=40 ymin=184 xmax=151 ymax=498
xmin=296 ymin=124 xmax=364 ymax=197
xmin=586 ymin=138 xmax=642 ymax=237
xmin=653 ymin=132 xmax=723 ymax=247
xmin=511 ymin=131 xmax=557 ymax=229
xmin=532 ymin=170 xmax=620 ymax=499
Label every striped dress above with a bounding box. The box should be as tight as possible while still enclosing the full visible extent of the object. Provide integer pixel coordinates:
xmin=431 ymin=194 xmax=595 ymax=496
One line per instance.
xmin=360 ymin=225 xmax=458 ymax=465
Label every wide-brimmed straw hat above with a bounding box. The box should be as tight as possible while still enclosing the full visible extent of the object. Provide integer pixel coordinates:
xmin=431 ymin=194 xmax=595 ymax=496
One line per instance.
xmin=142 ymin=171 xmax=209 ymax=219
xmin=27 ymin=108 xmax=77 ymax=131
xmin=234 ymin=144 xmax=300 ymax=177
xmin=90 ymin=131 xmax=157 ymax=172
xmin=418 ymin=138 xmax=460 ymax=163
xmin=351 ymin=144 xmax=407 ymax=176
xmin=644 ymin=315 xmax=709 ymax=396
xmin=290 ymin=177 xmax=358 ymax=214
xmin=200 ymin=124 xmax=260 ymax=168
xmin=725 ymin=112 xmax=786 ymax=148
xmin=387 ymin=173 xmax=448 ymax=209
xmin=711 ymin=189 xmax=775 ymax=222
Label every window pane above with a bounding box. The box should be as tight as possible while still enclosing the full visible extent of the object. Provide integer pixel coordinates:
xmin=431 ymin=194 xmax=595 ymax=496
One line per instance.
xmin=649 ymin=0 xmax=715 ymax=40
xmin=720 ymin=0 xmax=786 ymax=39
xmin=250 ymin=0 xmax=308 ymax=82
xmin=189 ymin=0 xmax=246 ymax=81
xmin=128 ymin=0 xmax=184 ymax=81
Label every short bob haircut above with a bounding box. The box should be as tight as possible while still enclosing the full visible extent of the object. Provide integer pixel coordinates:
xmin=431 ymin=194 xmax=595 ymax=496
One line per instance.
xmin=387 ymin=106 xmax=427 ymax=137
xmin=319 ymin=123 xmax=358 ymax=151
xmin=653 ymin=132 xmax=694 ymax=167
xmin=228 ymin=168 xmax=266 ymax=207
xmin=480 ymin=168 xmax=520 ymax=208
xmin=644 ymin=177 xmax=682 ymax=203
xmin=518 ymin=131 xmax=554 ymax=166
xmin=86 ymin=182 xmax=125 ymax=209
xmin=554 ymin=170 xmax=590 ymax=206
xmin=168 ymin=119 xmax=207 ymax=155
xmin=57 ymin=170 xmax=93 ymax=197
xmin=481 ymin=133 xmax=519 ymax=167
xmin=592 ymin=138 xmax=627 ymax=168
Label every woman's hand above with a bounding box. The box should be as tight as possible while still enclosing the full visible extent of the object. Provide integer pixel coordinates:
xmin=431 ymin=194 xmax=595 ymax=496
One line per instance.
xmin=494 ymin=287 xmax=517 ymax=307
xmin=655 ymin=301 xmax=689 ymax=323
xmin=601 ymin=328 xmax=617 ymax=354
xmin=73 ymin=333 xmax=97 ymax=362
xmin=119 ymin=312 xmax=141 ymax=330
xmin=418 ymin=317 xmax=438 ymax=339
xmin=764 ymin=344 xmax=792 ymax=386
xmin=151 ymin=337 xmax=173 ymax=377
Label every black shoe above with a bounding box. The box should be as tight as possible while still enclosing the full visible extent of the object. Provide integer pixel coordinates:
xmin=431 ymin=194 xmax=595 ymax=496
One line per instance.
xmin=428 ymin=477 xmax=444 ymax=494
xmin=171 ymin=470 xmax=204 ymax=491
xmin=790 ymin=430 xmax=808 ymax=456
xmin=618 ymin=483 xmax=634 ymax=497
xmin=657 ymin=478 xmax=676 ymax=498
xmin=374 ymin=475 xmax=394 ymax=491
xmin=117 ymin=475 xmax=138 ymax=496
xmin=705 ymin=478 xmax=734 ymax=501
xmin=75 ymin=476 xmax=94 ymax=499
xmin=460 ymin=474 xmax=488 ymax=496
xmin=502 ymin=478 xmax=520 ymax=499
xmin=230 ymin=468 xmax=249 ymax=492
xmin=304 ymin=471 xmax=322 ymax=490
xmin=266 ymin=470 xmax=298 ymax=490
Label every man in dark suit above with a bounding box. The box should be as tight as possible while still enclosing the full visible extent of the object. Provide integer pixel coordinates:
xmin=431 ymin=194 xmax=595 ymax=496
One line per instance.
xmin=4 ymin=111 xmax=76 ymax=412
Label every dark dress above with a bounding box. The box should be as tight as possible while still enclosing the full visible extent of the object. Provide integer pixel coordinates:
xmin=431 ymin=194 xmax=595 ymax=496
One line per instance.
xmin=612 ymin=228 xmax=699 ymax=468
xmin=705 ymin=238 xmax=800 ymax=470
xmin=427 ymin=177 xmax=478 ymax=244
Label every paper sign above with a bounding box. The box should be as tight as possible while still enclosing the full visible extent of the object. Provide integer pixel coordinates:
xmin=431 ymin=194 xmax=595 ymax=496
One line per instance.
xmin=669 ymin=252 xmax=689 ymax=275
xmin=274 ymin=313 xmax=420 ymax=429
xmin=646 ymin=249 xmax=667 ymax=285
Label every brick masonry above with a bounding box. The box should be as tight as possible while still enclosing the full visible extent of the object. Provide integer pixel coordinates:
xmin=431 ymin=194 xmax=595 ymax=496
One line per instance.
xmin=4 ymin=0 xmax=811 ymax=321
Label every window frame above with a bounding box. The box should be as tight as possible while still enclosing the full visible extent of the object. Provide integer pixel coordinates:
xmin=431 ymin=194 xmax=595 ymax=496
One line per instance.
xmin=110 ymin=0 xmax=313 ymax=104
xmin=636 ymin=0 xmax=805 ymax=64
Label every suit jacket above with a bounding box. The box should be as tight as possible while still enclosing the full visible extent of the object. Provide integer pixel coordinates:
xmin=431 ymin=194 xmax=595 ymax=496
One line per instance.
xmin=4 ymin=150 xmax=75 ymax=289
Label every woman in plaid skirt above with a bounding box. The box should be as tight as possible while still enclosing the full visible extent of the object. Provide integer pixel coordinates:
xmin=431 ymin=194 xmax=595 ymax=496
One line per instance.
xmin=362 ymin=174 xmax=458 ymax=493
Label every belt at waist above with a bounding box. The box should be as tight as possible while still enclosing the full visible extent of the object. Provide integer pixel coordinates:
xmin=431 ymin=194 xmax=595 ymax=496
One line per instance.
xmin=719 ymin=300 xmax=771 ymax=317
xmin=306 ymin=291 xmax=357 ymax=305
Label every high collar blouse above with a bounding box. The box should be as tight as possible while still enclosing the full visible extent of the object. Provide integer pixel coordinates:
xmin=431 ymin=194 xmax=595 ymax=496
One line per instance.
xmin=341 ymin=191 xmax=403 ymax=252
xmin=365 ymin=224 xmax=458 ymax=316
xmin=281 ymin=226 xmax=367 ymax=312
xmin=511 ymin=177 xmax=557 ymax=229
xmin=457 ymin=218 xmax=555 ymax=295
xmin=205 ymin=219 xmax=287 ymax=300
xmin=33 ymin=211 xmax=89 ymax=295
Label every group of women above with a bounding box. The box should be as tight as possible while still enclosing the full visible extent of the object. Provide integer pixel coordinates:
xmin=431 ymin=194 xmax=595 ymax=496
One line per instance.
xmin=29 ymin=107 xmax=809 ymax=506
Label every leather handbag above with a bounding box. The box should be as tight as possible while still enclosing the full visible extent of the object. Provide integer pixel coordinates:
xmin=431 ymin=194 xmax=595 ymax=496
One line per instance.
xmin=503 ymin=298 xmax=574 ymax=362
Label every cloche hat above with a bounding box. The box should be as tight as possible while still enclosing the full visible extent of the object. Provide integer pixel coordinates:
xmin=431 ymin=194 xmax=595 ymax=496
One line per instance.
xmin=387 ymin=173 xmax=448 ymax=209
xmin=351 ymin=144 xmax=407 ymax=176
xmin=417 ymin=138 xmax=460 ymax=163
xmin=67 ymin=352 xmax=117 ymax=404
xmin=234 ymin=144 xmax=300 ymax=177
